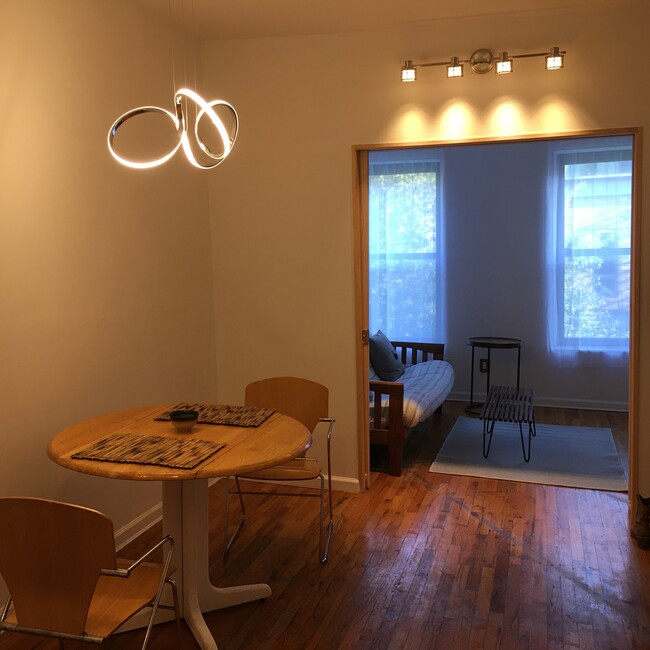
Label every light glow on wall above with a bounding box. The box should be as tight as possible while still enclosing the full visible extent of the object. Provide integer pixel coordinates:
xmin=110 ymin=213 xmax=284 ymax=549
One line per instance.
xmin=487 ymin=98 xmax=527 ymax=134
xmin=535 ymin=96 xmax=582 ymax=132
xmin=387 ymin=105 xmax=429 ymax=141
xmin=438 ymin=101 xmax=476 ymax=139
xmin=391 ymin=95 xmax=584 ymax=145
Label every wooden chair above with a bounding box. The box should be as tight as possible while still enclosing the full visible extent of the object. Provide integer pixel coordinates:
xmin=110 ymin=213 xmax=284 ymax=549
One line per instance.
xmin=0 ymin=497 xmax=180 ymax=648
xmin=224 ymin=376 xmax=335 ymax=563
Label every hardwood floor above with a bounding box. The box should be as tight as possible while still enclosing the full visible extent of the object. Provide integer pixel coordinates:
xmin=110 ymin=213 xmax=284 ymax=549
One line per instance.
xmin=1 ymin=402 xmax=648 ymax=649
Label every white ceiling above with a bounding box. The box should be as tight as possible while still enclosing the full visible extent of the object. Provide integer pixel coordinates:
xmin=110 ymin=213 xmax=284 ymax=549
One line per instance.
xmin=135 ymin=0 xmax=624 ymax=40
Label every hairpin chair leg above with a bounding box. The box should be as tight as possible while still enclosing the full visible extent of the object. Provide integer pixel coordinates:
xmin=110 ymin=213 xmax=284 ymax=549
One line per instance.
xmin=483 ymin=417 xmax=496 ymax=458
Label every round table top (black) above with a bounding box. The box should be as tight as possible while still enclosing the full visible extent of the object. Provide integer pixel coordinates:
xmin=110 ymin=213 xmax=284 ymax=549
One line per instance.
xmin=467 ymin=336 xmax=522 ymax=349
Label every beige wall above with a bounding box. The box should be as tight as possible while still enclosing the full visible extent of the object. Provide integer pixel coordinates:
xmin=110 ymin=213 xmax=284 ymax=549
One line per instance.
xmin=0 ymin=0 xmax=216 ymax=538
xmin=202 ymin=4 xmax=650 ymax=491
xmin=1 ymin=0 xmax=649 ymax=570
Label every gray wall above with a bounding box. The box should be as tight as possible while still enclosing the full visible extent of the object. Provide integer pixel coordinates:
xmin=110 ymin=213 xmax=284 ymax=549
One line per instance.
xmin=441 ymin=139 xmax=628 ymax=409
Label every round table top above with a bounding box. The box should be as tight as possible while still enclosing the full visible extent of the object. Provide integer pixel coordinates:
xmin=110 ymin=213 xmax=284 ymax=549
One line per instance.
xmin=48 ymin=404 xmax=311 ymax=481
xmin=467 ymin=336 xmax=522 ymax=349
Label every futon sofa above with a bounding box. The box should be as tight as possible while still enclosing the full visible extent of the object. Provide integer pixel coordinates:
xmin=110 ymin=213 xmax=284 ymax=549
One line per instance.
xmin=369 ymin=332 xmax=455 ymax=476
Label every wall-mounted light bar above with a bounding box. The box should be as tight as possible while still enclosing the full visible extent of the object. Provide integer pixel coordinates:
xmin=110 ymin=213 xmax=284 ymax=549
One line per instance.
xmin=401 ymin=46 xmax=565 ymax=82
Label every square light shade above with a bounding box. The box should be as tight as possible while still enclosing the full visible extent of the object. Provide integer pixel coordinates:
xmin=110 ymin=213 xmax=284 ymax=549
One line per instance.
xmin=496 ymin=51 xmax=513 ymax=74
xmin=546 ymin=46 xmax=564 ymax=70
xmin=401 ymin=60 xmax=416 ymax=82
xmin=447 ymin=56 xmax=463 ymax=78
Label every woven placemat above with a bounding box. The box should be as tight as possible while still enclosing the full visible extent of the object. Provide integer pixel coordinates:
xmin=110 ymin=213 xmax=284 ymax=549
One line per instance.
xmin=156 ymin=403 xmax=275 ymax=428
xmin=71 ymin=434 xmax=225 ymax=470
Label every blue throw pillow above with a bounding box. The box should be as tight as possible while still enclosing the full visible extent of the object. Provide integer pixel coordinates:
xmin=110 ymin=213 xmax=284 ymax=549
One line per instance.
xmin=369 ymin=330 xmax=404 ymax=381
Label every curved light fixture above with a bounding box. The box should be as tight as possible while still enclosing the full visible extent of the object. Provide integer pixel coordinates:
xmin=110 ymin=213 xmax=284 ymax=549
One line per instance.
xmin=107 ymin=89 xmax=239 ymax=170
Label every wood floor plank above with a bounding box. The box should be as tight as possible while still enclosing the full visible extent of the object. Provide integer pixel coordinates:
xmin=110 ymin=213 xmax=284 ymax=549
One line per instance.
xmin=0 ymin=402 xmax=648 ymax=649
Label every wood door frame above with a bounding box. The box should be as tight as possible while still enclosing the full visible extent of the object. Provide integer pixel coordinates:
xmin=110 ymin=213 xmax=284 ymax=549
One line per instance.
xmin=352 ymin=128 xmax=642 ymax=515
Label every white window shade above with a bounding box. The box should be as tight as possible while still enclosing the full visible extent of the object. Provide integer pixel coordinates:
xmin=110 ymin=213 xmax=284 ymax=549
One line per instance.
xmin=368 ymin=149 xmax=444 ymax=343
xmin=546 ymin=136 xmax=633 ymax=366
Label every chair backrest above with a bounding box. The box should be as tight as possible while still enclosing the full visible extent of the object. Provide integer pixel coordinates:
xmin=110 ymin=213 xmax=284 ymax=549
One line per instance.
xmin=245 ymin=376 xmax=329 ymax=433
xmin=0 ymin=497 xmax=116 ymax=636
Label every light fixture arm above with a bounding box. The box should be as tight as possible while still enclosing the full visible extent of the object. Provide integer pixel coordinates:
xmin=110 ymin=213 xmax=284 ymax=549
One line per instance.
xmin=401 ymin=46 xmax=565 ymax=81
xmin=416 ymin=60 xmax=454 ymax=69
xmin=510 ymin=50 xmax=565 ymax=60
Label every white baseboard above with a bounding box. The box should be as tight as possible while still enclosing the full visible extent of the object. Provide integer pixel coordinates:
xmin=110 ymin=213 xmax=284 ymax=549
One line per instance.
xmin=448 ymin=392 xmax=628 ymax=413
xmin=114 ymin=502 xmax=163 ymax=552
xmin=532 ymin=395 xmax=628 ymax=412
xmin=331 ymin=475 xmax=360 ymax=492
xmin=114 ymin=474 xmax=359 ymax=551
xmin=219 ymin=474 xmax=360 ymax=493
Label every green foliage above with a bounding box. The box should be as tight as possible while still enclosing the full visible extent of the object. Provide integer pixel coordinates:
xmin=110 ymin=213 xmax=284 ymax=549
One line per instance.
xmin=369 ymin=169 xmax=438 ymax=341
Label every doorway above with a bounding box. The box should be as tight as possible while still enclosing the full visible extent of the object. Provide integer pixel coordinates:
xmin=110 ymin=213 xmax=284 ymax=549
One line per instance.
xmin=353 ymin=129 xmax=641 ymax=510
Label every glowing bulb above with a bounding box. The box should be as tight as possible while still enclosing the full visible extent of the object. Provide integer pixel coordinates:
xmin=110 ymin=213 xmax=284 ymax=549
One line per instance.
xmin=546 ymin=47 xmax=564 ymax=70
xmin=496 ymin=52 xmax=513 ymax=74
xmin=447 ymin=57 xmax=463 ymax=78
xmin=401 ymin=60 xmax=416 ymax=82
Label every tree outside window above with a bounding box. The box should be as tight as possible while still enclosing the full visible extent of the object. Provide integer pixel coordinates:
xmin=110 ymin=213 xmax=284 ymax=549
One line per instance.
xmin=368 ymin=156 xmax=441 ymax=343
xmin=551 ymin=141 xmax=632 ymax=355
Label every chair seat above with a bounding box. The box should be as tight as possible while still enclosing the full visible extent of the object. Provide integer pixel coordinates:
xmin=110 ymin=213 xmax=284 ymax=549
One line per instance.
xmin=238 ymin=457 xmax=323 ymax=482
xmin=4 ymin=560 xmax=173 ymax=640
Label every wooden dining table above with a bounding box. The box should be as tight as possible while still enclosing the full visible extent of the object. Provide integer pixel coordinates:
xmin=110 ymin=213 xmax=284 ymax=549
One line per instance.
xmin=47 ymin=404 xmax=311 ymax=649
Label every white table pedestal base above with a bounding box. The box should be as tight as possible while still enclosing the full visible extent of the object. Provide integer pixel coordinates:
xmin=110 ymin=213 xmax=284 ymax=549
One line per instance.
xmin=162 ymin=479 xmax=271 ymax=649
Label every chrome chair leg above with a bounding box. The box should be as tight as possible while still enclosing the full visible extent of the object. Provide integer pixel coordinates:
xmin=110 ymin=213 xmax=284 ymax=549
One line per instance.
xmin=319 ymin=474 xmax=334 ymax=564
xmin=148 ymin=577 xmax=181 ymax=648
xmin=168 ymin=577 xmax=181 ymax=649
xmin=224 ymin=476 xmax=246 ymax=559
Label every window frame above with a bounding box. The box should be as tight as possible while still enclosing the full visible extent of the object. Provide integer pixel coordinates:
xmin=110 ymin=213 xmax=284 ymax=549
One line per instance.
xmin=367 ymin=154 xmax=443 ymax=343
xmin=552 ymin=143 xmax=633 ymax=352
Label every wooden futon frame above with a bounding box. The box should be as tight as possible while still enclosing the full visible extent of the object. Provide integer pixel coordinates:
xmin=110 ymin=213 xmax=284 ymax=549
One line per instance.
xmin=369 ymin=341 xmax=446 ymax=476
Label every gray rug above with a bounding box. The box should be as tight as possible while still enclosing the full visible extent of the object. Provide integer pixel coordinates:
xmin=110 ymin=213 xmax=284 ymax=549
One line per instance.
xmin=429 ymin=416 xmax=627 ymax=491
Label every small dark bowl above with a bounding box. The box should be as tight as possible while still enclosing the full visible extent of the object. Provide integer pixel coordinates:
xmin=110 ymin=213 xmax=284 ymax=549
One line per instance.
xmin=169 ymin=409 xmax=199 ymax=433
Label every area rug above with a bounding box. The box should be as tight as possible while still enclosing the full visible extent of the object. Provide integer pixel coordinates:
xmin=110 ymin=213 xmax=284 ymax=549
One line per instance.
xmin=429 ymin=416 xmax=627 ymax=491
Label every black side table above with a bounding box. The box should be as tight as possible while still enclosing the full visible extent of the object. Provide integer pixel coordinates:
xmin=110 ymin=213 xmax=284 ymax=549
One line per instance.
xmin=466 ymin=337 xmax=522 ymax=415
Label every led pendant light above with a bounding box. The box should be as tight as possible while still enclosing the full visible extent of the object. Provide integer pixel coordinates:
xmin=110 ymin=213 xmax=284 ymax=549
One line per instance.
xmin=107 ymin=90 xmax=238 ymax=170
xmin=107 ymin=1 xmax=238 ymax=170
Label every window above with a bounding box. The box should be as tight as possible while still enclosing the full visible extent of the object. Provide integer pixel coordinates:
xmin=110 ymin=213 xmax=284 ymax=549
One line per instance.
xmin=547 ymin=136 xmax=633 ymax=360
xmin=368 ymin=149 xmax=442 ymax=342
